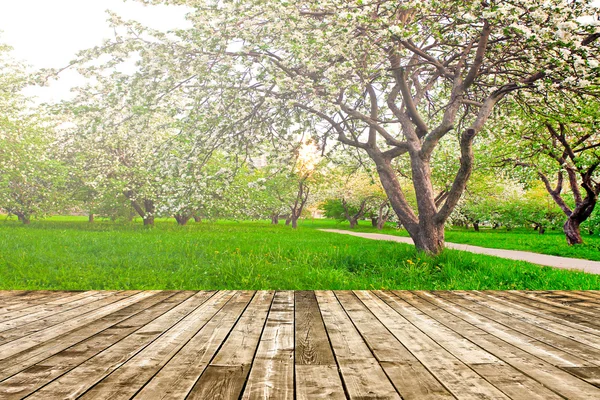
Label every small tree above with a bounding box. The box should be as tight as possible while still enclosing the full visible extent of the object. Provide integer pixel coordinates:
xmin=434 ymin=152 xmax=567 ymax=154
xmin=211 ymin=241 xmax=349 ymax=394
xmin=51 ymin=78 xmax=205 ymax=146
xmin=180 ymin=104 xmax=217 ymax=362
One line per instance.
xmin=500 ymin=95 xmax=600 ymax=244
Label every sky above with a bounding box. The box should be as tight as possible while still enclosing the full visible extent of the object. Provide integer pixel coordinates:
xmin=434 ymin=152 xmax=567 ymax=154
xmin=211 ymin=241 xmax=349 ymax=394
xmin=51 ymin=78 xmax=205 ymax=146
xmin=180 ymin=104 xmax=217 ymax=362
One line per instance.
xmin=0 ymin=0 xmax=189 ymax=103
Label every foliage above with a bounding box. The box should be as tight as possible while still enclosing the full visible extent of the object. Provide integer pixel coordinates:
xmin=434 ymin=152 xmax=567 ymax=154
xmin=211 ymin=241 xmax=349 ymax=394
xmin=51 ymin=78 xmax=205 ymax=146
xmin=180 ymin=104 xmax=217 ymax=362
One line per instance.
xmin=53 ymin=0 xmax=600 ymax=253
xmin=0 ymin=45 xmax=68 ymax=223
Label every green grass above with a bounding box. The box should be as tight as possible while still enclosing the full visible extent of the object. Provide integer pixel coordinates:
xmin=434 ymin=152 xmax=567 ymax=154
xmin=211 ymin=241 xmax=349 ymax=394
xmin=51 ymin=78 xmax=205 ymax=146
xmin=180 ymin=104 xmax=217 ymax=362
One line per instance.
xmin=308 ymin=219 xmax=600 ymax=261
xmin=0 ymin=217 xmax=598 ymax=290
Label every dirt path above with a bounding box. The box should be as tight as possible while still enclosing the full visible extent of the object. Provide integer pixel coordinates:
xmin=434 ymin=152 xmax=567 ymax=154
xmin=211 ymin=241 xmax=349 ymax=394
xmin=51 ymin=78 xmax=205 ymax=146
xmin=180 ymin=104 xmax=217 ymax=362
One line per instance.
xmin=319 ymin=229 xmax=600 ymax=275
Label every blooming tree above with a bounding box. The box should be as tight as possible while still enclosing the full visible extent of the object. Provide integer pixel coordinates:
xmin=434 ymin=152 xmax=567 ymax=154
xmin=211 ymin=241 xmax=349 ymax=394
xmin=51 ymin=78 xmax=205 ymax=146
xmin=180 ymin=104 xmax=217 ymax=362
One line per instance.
xmin=498 ymin=94 xmax=600 ymax=244
xmin=0 ymin=45 xmax=67 ymax=223
xmin=62 ymin=0 xmax=600 ymax=253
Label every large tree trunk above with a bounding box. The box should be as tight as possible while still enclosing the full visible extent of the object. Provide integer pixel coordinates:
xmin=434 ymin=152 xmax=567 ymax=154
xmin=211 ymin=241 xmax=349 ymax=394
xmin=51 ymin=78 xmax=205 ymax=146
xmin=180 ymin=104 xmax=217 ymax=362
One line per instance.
xmin=285 ymin=217 xmax=291 ymax=226
xmin=271 ymin=214 xmax=279 ymax=224
xmin=291 ymin=216 xmax=299 ymax=229
xmin=349 ymin=218 xmax=358 ymax=229
xmin=473 ymin=221 xmax=479 ymax=232
xmin=193 ymin=216 xmax=202 ymax=223
xmin=564 ymin=218 xmax=583 ymax=245
xmin=371 ymin=217 xmax=378 ymax=227
xmin=413 ymin=222 xmax=445 ymax=254
xmin=88 ymin=213 xmax=94 ymax=223
xmin=372 ymin=153 xmax=446 ymax=254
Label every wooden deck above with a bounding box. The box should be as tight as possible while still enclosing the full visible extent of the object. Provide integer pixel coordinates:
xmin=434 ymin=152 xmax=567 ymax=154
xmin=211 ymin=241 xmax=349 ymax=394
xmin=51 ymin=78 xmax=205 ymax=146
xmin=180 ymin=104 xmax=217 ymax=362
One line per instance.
xmin=0 ymin=291 xmax=599 ymax=399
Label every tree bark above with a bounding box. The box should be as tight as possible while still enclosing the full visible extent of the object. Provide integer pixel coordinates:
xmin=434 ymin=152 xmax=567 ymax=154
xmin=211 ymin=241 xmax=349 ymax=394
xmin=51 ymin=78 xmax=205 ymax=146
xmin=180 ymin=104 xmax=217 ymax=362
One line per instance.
xmin=193 ymin=216 xmax=202 ymax=223
xmin=175 ymin=214 xmax=191 ymax=226
xmin=143 ymin=200 xmax=155 ymax=226
xmin=371 ymin=217 xmax=378 ymax=227
xmin=473 ymin=221 xmax=479 ymax=232
xmin=271 ymin=214 xmax=279 ymax=224
xmin=412 ymin=222 xmax=445 ymax=254
xmin=88 ymin=213 xmax=94 ymax=223
xmin=291 ymin=216 xmax=299 ymax=229
xmin=15 ymin=212 xmax=30 ymax=224
xmin=349 ymin=218 xmax=358 ymax=229
xmin=564 ymin=218 xmax=583 ymax=245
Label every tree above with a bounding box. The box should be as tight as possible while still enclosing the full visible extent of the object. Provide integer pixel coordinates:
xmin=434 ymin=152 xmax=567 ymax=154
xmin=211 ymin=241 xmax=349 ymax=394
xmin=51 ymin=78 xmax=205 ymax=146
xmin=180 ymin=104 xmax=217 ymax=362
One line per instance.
xmin=320 ymin=170 xmax=387 ymax=228
xmin=0 ymin=44 xmax=67 ymax=223
xmin=64 ymin=0 xmax=599 ymax=253
xmin=499 ymin=95 xmax=600 ymax=244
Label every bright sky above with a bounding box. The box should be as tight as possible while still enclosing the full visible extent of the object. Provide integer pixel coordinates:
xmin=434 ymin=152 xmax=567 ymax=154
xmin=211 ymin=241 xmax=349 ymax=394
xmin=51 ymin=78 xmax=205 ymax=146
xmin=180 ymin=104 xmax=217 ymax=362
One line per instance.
xmin=0 ymin=0 xmax=189 ymax=103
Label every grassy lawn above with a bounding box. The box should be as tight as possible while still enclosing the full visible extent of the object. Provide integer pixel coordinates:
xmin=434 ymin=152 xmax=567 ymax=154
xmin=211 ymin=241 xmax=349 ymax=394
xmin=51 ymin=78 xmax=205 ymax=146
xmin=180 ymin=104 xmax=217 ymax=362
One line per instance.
xmin=0 ymin=217 xmax=599 ymax=290
xmin=309 ymin=219 xmax=600 ymax=261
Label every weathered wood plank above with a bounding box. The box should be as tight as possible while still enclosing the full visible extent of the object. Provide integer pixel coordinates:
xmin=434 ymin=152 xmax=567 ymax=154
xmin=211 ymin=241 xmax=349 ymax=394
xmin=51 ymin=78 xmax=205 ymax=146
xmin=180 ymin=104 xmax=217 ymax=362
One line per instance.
xmin=485 ymin=291 xmax=600 ymax=333
xmin=0 ymin=291 xmax=154 ymax=360
xmin=316 ymin=290 xmax=401 ymax=400
xmin=25 ymin=291 xmax=217 ymax=400
xmin=77 ymin=291 xmax=236 ymax=400
xmin=338 ymin=291 xmax=453 ymax=400
xmin=361 ymin=290 xmax=508 ymax=400
xmin=0 ymin=292 xmax=189 ymax=381
xmin=294 ymin=291 xmax=336 ymax=366
xmin=394 ymin=291 xmax=564 ymax=400
xmin=132 ymin=291 xmax=255 ymax=399
xmin=418 ymin=291 xmax=600 ymax=398
xmin=186 ymin=291 xmax=274 ymax=400
xmin=0 ymin=290 xmax=598 ymax=400
xmin=241 ymin=291 xmax=295 ymax=400
xmin=437 ymin=291 xmax=600 ymax=366
xmin=456 ymin=291 xmax=600 ymax=354
xmin=294 ymin=291 xmax=345 ymax=400
xmin=0 ymin=291 xmax=117 ymax=333
xmin=0 ymin=291 xmax=100 ymax=324
xmin=0 ymin=291 xmax=74 ymax=315
xmin=508 ymin=291 xmax=600 ymax=317
xmin=0 ymin=291 xmax=188 ymax=399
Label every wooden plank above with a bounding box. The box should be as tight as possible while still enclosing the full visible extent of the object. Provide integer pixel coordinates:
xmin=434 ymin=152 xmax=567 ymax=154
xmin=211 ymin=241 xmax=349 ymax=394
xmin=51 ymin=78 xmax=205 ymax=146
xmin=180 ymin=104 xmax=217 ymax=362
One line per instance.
xmin=0 ymin=291 xmax=118 ymax=333
xmin=294 ymin=291 xmax=345 ymax=400
xmin=316 ymin=290 xmax=401 ymax=400
xmin=0 ymin=291 xmax=74 ymax=315
xmin=552 ymin=291 xmax=600 ymax=306
xmin=0 ymin=291 xmax=155 ymax=361
xmin=417 ymin=291 xmax=600 ymax=398
xmin=0 ymin=291 xmax=139 ymax=346
xmin=575 ymin=290 xmax=600 ymax=301
xmin=0 ymin=292 xmax=189 ymax=381
xmin=0 ymin=291 xmax=188 ymax=399
xmin=437 ymin=291 xmax=600 ymax=366
xmin=486 ymin=291 xmax=600 ymax=333
xmin=532 ymin=291 xmax=600 ymax=311
xmin=295 ymin=365 xmax=346 ymax=400
xmin=413 ymin=292 xmax=593 ymax=368
xmin=186 ymin=291 xmax=274 ymax=400
xmin=359 ymin=290 xmax=507 ymax=400
xmin=0 ymin=291 xmax=100 ymax=324
xmin=394 ymin=291 xmax=567 ymax=400
xmin=458 ymin=291 xmax=600 ymax=353
xmin=336 ymin=291 xmax=453 ymax=400
xmin=508 ymin=290 xmax=600 ymax=318
xmin=241 ymin=291 xmax=295 ymax=400
xmin=26 ymin=290 xmax=217 ymax=400
xmin=132 ymin=291 xmax=255 ymax=399
xmin=561 ymin=367 xmax=600 ymax=386
xmin=294 ymin=291 xmax=336 ymax=366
